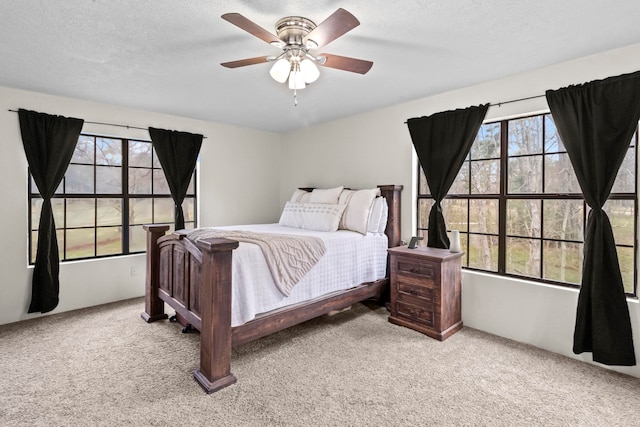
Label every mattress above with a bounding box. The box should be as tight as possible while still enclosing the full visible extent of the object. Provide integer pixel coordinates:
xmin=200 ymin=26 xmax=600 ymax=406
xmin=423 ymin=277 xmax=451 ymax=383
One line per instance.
xmin=211 ymin=224 xmax=388 ymax=326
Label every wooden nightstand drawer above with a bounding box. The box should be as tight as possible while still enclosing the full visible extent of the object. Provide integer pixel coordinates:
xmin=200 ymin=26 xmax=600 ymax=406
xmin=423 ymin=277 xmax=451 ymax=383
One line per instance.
xmin=397 ymin=281 xmax=434 ymax=302
xmin=396 ymin=302 xmax=433 ymax=326
xmin=397 ymin=258 xmax=436 ymax=278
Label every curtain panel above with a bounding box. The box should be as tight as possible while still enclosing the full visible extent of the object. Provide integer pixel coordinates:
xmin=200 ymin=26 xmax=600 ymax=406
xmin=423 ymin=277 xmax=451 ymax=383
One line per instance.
xmin=19 ymin=109 xmax=84 ymax=313
xmin=546 ymin=70 xmax=640 ymax=366
xmin=148 ymin=127 xmax=203 ymax=230
xmin=407 ymin=104 xmax=489 ymax=248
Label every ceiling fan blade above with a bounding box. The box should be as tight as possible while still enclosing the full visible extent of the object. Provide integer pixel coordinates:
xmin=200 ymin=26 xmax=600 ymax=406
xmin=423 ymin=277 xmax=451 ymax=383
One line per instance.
xmin=222 ymin=13 xmax=284 ymax=47
xmin=303 ymin=8 xmax=360 ymax=48
xmin=221 ymin=56 xmax=270 ymax=68
xmin=318 ymin=53 xmax=373 ymax=74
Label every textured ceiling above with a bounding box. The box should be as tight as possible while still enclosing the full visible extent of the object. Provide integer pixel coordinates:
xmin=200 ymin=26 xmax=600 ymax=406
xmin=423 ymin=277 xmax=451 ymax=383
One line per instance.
xmin=1 ymin=0 xmax=639 ymax=132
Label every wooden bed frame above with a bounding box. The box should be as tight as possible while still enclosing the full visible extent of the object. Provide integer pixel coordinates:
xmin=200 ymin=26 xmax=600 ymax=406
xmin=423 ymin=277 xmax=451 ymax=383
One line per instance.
xmin=141 ymin=184 xmax=402 ymax=393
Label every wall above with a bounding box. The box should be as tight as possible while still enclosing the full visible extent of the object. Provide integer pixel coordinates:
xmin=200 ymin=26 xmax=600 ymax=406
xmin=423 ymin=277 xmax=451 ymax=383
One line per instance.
xmin=0 ymin=86 xmax=282 ymax=326
xmin=280 ymin=42 xmax=640 ymax=377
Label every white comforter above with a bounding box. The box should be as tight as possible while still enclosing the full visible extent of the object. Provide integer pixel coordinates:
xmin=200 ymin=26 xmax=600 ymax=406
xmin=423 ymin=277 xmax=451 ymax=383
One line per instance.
xmin=210 ymin=224 xmax=388 ymax=327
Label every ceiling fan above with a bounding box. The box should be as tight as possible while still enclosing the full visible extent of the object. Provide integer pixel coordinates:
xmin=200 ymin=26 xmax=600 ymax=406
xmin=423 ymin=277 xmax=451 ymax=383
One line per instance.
xmin=220 ymin=8 xmax=373 ymax=103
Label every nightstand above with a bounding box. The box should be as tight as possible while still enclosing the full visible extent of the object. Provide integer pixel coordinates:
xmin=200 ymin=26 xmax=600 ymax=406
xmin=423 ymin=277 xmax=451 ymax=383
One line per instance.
xmin=388 ymin=245 xmax=463 ymax=341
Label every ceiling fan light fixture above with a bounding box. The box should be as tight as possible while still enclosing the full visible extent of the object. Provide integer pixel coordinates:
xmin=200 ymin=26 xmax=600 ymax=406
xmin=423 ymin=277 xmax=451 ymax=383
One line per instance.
xmin=221 ymin=9 xmax=372 ymax=104
xmin=269 ymin=58 xmax=291 ymax=83
xmin=300 ymin=58 xmax=320 ymax=83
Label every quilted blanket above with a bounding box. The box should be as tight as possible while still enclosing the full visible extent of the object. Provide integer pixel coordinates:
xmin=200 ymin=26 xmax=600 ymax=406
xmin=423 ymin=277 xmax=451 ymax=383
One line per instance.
xmin=185 ymin=229 xmax=326 ymax=296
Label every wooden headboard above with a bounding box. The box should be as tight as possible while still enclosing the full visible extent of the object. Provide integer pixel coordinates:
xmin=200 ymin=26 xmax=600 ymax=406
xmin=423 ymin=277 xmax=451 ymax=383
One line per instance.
xmin=378 ymin=185 xmax=403 ymax=248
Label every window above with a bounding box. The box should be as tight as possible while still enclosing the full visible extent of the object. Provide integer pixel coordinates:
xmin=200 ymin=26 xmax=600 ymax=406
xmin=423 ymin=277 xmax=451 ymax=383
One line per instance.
xmin=28 ymin=134 xmax=197 ymax=263
xmin=417 ymin=113 xmax=637 ymax=295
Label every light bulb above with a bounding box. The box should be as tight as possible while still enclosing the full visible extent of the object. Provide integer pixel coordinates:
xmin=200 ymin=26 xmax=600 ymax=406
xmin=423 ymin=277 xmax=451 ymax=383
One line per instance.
xmin=270 ymin=58 xmax=291 ymax=84
xmin=288 ymin=70 xmax=306 ymax=90
xmin=300 ymin=59 xmax=320 ymax=83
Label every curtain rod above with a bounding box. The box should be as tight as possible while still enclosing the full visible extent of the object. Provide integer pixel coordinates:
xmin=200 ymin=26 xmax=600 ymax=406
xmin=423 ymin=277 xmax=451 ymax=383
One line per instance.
xmin=7 ymin=109 xmax=207 ymax=138
xmin=489 ymin=94 xmax=546 ymax=108
xmin=403 ymin=93 xmax=547 ymax=123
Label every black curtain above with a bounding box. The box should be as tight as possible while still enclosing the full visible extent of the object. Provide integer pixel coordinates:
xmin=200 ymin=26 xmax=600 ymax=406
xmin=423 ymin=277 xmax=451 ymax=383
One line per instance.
xmin=19 ymin=109 xmax=84 ymax=313
xmin=546 ymin=70 xmax=640 ymax=366
xmin=407 ymin=104 xmax=489 ymax=248
xmin=148 ymin=127 xmax=203 ymax=230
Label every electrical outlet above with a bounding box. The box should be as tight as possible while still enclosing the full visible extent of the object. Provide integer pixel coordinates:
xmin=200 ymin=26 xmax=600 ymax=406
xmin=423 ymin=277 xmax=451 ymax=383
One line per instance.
xmin=130 ymin=266 xmax=137 ymax=276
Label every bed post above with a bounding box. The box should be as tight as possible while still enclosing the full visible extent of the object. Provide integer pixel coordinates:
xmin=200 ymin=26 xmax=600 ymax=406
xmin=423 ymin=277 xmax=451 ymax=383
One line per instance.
xmin=378 ymin=185 xmax=403 ymax=248
xmin=192 ymin=237 xmax=240 ymax=394
xmin=141 ymin=224 xmax=171 ymax=323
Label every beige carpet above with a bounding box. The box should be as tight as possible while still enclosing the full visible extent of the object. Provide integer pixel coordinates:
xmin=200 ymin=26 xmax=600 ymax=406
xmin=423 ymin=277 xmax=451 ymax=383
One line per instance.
xmin=2 ymin=298 xmax=640 ymax=426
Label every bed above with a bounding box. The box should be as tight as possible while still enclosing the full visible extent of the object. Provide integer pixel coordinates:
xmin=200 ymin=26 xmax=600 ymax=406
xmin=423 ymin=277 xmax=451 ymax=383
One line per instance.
xmin=141 ymin=184 xmax=402 ymax=393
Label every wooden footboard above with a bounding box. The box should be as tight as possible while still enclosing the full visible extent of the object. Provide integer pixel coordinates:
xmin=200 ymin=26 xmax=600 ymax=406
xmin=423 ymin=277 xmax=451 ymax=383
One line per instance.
xmin=142 ymin=184 xmax=403 ymax=393
xmin=141 ymin=227 xmax=239 ymax=392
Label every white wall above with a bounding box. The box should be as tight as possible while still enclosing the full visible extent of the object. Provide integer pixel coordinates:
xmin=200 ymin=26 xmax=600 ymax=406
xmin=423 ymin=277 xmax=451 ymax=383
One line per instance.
xmin=280 ymin=42 xmax=640 ymax=377
xmin=0 ymin=86 xmax=282 ymax=326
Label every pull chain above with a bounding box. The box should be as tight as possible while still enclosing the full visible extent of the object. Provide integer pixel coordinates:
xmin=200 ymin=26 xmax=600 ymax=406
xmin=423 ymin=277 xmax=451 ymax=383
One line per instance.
xmin=293 ymin=88 xmax=298 ymax=106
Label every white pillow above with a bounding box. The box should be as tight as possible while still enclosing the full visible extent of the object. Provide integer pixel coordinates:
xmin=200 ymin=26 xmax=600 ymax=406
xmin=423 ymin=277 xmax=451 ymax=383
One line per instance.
xmin=377 ymin=199 xmax=389 ymax=234
xmin=367 ymin=197 xmax=387 ymax=233
xmin=338 ymin=189 xmax=355 ymax=205
xmin=338 ymin=190 xmax=355 ymax=230
xmin=299 ymin=192 xmax=311 ymax=203
xmin=290 ymin=188 xmax=311 ymax=203
xmin=279 ymin=202 xmax=346 ymax=232
xmin=308 ymin=186 xmax=344 ymax=204
xmin=339 ymin=188 xmax=379 ymax=235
